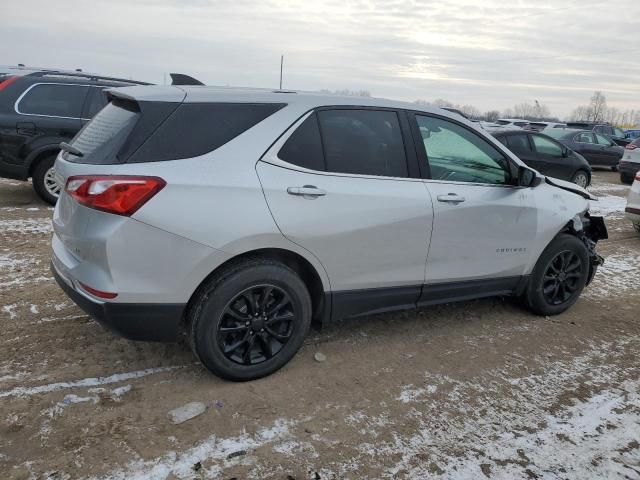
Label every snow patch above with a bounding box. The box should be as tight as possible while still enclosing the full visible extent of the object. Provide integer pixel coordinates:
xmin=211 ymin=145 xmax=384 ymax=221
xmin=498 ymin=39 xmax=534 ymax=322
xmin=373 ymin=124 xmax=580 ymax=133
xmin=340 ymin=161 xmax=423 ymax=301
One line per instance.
xmin=589 ymin=193 xmax=627 ymax=217
xmin=0 ymin=218 xmax=53 ymax=235
xmin=586 ymin=248 xmax=640 ymax=298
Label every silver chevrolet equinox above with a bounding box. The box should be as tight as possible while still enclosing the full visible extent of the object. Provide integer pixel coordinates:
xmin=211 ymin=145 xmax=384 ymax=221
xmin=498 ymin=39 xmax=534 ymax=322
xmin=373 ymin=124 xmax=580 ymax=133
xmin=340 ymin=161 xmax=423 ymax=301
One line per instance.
xmin=51 ymin=86 xmax=607 ymax=381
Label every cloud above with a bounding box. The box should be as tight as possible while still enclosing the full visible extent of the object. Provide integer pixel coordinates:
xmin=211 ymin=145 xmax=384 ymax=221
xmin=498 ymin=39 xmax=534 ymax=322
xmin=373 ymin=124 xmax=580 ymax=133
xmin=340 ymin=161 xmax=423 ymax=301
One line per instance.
xmin=1 ymin=0 xmax=638 ymax=117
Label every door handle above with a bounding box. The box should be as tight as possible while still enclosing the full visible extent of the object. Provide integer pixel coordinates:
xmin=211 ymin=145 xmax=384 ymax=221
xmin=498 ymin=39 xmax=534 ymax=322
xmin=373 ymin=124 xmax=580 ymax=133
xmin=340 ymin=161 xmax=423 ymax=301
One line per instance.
xmin=287 ymin=185 xmax=327 ymax=198
xmin=437 ymin=193 xmax=465 ymax=204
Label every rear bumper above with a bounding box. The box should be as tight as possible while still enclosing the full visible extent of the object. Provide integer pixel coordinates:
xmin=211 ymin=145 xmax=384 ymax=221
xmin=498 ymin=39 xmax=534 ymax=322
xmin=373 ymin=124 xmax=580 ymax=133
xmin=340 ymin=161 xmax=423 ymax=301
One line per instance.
xmin=52 ymin=262 xmax=185 ymax=342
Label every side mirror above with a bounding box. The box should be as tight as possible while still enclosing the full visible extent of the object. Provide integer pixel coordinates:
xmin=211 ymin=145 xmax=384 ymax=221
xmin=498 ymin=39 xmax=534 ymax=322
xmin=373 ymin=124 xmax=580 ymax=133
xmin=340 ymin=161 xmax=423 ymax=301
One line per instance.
xmin=518 ymin=166 xmax=537 ymax=187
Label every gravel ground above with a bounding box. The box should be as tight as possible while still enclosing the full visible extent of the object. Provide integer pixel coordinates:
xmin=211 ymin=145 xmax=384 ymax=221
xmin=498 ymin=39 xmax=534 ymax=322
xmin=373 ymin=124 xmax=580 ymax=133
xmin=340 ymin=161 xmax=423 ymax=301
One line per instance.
xmin=1 ymin=171 xmax=639 ymax=480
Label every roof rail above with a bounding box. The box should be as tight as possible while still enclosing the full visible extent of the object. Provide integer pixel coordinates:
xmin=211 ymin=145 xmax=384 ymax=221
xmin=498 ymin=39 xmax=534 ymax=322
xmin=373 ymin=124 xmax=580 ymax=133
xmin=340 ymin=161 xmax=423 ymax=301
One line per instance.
xmin=26 ymin=70 xmax=152 ymax=86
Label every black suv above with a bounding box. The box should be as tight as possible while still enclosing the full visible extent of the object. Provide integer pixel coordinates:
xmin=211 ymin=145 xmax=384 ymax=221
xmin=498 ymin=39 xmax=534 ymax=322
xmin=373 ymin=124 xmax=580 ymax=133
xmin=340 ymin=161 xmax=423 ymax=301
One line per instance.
xmin=565 ymin=121 xmax=630 ymax=147
xmin=0 ymin=66 xmax=149 ymax=204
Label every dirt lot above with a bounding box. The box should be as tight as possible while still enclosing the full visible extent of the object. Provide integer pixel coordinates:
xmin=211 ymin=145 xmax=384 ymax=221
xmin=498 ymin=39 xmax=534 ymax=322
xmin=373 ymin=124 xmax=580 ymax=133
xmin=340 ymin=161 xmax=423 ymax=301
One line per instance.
xmin=1 ymin=171 xmax=639 ymax=480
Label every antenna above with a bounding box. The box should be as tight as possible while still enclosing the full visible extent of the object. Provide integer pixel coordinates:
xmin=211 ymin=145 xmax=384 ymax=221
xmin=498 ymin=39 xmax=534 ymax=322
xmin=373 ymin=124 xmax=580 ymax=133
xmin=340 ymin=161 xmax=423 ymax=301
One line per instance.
xmin=279 ymin=55 xmax=283 ymax=90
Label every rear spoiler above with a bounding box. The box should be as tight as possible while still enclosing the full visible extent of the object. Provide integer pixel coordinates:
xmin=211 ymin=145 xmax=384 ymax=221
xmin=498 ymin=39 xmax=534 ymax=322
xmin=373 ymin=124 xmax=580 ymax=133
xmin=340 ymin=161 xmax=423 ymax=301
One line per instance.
xmin=170 ymin=73 xmax=204 ymax=86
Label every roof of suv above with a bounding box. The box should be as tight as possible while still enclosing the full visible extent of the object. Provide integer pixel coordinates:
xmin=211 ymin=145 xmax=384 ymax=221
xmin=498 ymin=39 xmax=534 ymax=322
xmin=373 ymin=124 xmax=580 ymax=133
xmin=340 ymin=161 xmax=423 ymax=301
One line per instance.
xmin=110 ymin=85 xmax=450 ymax=114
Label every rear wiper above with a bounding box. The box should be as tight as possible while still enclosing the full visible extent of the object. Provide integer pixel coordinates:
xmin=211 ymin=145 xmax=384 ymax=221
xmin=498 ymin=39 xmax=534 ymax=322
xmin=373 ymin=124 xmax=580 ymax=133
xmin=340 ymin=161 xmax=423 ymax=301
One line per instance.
xmin=60 ymin=142 xmax=84 ymax=157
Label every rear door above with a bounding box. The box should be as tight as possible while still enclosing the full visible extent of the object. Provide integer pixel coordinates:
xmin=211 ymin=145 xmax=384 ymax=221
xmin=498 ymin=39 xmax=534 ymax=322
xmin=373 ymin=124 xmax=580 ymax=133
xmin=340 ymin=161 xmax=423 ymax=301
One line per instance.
xmin=14 ymin=82 xmax=88 ymax=160
xmin=409 ymin=113 xmax=538 ymax=295
xmin=595 ymin=134 xmax=621 ymax=166
xmin=503 ymin=133 xmax=541 ymax=170
xmin=574 ymin=132 xmax=601 ymax=164
xmin=529 ymin=133 xmax=570 ymax=180
xmin=257 ymin=108 xmax=434 ymax=313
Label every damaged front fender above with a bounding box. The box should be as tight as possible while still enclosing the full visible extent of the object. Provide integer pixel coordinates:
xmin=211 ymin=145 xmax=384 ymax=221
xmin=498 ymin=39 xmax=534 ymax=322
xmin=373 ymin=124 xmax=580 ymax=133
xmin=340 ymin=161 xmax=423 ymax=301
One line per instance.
xmin=568 ymin=213 xmax=607 ymax=285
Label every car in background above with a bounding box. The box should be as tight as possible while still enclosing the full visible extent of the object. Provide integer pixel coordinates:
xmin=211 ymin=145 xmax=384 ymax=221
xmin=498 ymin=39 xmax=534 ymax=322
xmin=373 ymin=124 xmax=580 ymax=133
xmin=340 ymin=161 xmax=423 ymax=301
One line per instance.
xmin=566 ymin=121 xmax=630 ymax=146
xmin=493 ymin=130 xmax=591 ymax=187
xmin=0 ymin=65 xmax=150 ymax=204
xmin=524 ymin=121 xmax=567 ymax=132
xmin=618 ymin=138 xmax=640 ymax=184
xmin=625 ymin=172 xmax=640 ymax=233
xmin=494 ymin=118 xmax=529 ymax=129
xmin=545 ymin=128 xmax=624 ymax=171
xmin=625 ymin=129 xmax=640 ymax=140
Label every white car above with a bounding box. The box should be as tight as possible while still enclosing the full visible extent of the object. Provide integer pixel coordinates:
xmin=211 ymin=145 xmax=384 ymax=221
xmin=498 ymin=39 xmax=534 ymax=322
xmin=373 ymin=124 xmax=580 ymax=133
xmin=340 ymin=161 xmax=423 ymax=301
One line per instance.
xmin=51 ymin=88 xmax=608 ymax=380
xmin=626 ymin=172 xmax=640 ymax=232
xmin=619 ymin=138 xmax=640 ymax=184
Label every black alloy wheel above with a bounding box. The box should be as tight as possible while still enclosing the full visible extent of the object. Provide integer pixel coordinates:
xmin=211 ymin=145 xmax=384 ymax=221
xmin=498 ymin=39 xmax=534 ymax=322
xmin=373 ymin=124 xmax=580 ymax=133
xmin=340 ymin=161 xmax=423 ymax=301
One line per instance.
xmin=217 ymin=285 xmax=295 ymax=365
xmin=542 ymin=250 xmax=584 ymax=306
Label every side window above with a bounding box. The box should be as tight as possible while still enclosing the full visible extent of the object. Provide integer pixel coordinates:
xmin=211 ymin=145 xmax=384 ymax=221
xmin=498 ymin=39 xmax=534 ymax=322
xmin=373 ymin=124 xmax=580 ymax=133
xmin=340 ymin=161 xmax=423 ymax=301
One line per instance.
xmin=531 ymin=135 xmax=563 ymax=157
xmin=317 ymin=109 xmax=408 ymax=177
xmin=506 ymin=134 xmax=532 ymax=153
xmin=278 ymin=113 xmax=325 ymax=171
xmin=594 ymin=126 xmax=604 ymax=134
xmin=18 ymin=84 xmax=89 ymax=118
xmin=595 ymin=134 xmax=612 ymax=146
xmin=83 ymin=88 xmax=108 ymax=118
xmin=614 ymin=128 xmax=625 ymax=139
xmin=575 ymin=132 xmax=594 ymax=144
xmin=416 ymin=115 xmax=510 ymax=185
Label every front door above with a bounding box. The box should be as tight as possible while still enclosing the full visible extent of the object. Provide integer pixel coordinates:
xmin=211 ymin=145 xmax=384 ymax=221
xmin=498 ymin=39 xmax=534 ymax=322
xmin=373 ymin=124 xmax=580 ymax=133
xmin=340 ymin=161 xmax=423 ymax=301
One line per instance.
xmin=410 ymin=113 xmax=538 ymax=297
xmin=257 ymin=109 xmax=434 ymax=315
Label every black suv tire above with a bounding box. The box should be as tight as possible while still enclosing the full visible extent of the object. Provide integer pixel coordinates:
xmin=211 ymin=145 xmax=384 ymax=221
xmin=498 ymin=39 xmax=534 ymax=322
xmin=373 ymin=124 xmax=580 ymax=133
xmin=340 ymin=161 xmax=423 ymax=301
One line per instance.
xmin=32 ymin=155 xmax=59 ymax=205
xmin=188 ymin=258 xmax=312 ymax=381
xmin=523 ymin=234 xmax=589 ymax=316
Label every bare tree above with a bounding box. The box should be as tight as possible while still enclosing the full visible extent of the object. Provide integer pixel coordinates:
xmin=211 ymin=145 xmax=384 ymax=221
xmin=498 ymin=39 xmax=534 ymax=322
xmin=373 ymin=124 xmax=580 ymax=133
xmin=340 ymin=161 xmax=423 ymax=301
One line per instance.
xmin=589 ymin=91 xmax=607 ymax=122
xmin=485 ymin=110 xmax=500 ymax=122
xmin=320 ymin=89 xmax=371 ymax=97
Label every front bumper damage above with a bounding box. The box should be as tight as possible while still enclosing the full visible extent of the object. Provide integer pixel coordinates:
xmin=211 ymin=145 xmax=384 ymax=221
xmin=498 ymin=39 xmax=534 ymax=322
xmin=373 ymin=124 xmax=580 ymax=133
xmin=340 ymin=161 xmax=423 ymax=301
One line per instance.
xmin=570 ymin=213 xmax=607 ymax=285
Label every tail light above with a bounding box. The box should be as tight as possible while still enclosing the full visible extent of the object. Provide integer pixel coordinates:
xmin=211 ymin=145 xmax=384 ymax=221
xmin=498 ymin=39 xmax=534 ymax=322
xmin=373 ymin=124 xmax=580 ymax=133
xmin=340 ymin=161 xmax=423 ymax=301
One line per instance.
xmin=0 ymin=76 xmax=18 ymax=91
xmin=626 ymin=144 xmax=638 ymax=150
xmin=636 ymin=172 xmax=640 ymax=182
xmin=65 ymin=175 xmax=166 ymax=216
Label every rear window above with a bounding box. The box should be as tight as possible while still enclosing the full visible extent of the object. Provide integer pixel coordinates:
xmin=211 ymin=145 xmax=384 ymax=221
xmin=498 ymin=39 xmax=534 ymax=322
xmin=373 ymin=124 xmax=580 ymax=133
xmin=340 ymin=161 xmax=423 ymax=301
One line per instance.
xmin=128 ymin=103 xmax=285 ymax=163
xmin=66 ymin=99 xmax=140 ymax=164
xmin=17 ymin=83 xmax=88 ymax=118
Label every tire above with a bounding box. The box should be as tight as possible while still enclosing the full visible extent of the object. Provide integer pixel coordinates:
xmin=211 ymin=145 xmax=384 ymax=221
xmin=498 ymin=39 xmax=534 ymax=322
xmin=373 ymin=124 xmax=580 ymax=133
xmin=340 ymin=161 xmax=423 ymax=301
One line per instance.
xmin=634 ymin=223 xmax=640 ymax=233
xmin=188 ymin=258 xmax=312 ymax=381
xmin=620 ymin=173 xmax=634 ymax=185
xmin=523 ymin=234 xmax=589 ymax=316
xmin=571 ymin=170 xmax=590 ymax=188
xmin=32 ymin=155 xmax=60 ymax=205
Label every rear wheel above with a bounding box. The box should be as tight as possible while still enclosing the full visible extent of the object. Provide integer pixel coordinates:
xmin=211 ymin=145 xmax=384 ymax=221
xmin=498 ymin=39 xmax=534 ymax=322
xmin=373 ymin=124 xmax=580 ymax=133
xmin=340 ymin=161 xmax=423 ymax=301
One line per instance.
xmin=188 ymin=259 xmax=312 ymax=381
xmin=523 ymin=234 xmax=589 ymax=316
xmin=571 ymin=170 xmax=589 ymax=188
xmin=32 ymin=155 xmax=60 ymax=205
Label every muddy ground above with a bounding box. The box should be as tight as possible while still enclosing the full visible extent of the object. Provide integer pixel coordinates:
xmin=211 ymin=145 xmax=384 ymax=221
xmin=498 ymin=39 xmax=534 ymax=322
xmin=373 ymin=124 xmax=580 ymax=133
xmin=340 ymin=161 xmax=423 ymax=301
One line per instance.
xmin=1 ymin=171 xmax=639 ymax=480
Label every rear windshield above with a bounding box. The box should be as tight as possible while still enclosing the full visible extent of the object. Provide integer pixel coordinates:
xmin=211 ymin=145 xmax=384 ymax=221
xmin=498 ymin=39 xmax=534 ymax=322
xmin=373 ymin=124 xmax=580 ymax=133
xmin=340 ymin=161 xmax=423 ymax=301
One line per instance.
xmin=65 ymin=99 xmax=139 ymax=164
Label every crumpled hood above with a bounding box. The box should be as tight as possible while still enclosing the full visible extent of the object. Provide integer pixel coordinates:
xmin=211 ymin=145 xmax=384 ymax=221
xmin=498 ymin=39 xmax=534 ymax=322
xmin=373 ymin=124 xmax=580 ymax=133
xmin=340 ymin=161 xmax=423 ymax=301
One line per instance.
xmin=545 ymin=176 xmax=597 ymax=200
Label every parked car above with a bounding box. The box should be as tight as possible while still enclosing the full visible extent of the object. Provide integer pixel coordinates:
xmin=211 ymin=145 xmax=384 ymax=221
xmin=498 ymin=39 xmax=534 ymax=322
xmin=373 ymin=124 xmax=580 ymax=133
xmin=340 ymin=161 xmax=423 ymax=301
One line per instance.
xmin=51 ymin=89 xmax=607 ymax=381
xmin=566 ymin=121 xmax=630 ymax=146
xmin=492 ymin=130 xmax=592 ymax=187
xmin=625 ymin=172 xmax=640 ymax=233
xmin=495 ymin=118 xmax=530 ymax=129
xmin=523 ymin=121 xmax=566 ymax=132
xmin=625 ymin=129 xmax=640 ymax=140
xmin=618 ymin=138 xmax=640 ymax=184
xmin=0 ymin=65 xmax=150 ymax=204
xmin=545 ymin=128 xmax=624 ymax=170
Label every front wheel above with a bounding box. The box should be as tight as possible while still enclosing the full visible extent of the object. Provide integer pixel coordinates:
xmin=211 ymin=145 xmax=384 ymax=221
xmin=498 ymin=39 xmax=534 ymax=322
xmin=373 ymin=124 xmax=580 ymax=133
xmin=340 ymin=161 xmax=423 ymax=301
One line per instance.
xmin=571 ymin=170 xmax=590 ymax=188
xmin=32 ymin=155 xmax=60 ymax=205
xmin=188 ymin=259 xmax=312 ymax=381
xmin=523 ymin=234 xmax=589 ymax=316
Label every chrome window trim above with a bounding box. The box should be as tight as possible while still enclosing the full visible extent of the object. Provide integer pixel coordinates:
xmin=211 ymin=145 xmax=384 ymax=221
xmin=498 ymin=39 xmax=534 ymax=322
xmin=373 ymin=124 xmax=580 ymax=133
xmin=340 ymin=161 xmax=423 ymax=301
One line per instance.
xmin=14 ymin=82 xmax=102 ymax=121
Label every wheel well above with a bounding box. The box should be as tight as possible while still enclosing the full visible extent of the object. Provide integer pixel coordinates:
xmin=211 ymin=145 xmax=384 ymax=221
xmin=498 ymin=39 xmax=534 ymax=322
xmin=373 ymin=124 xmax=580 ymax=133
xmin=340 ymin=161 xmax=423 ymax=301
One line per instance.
xmin=184 ymin=248 xmax=327 ymax=329
xmin=28 ymin=149 xmax=59 ymax=177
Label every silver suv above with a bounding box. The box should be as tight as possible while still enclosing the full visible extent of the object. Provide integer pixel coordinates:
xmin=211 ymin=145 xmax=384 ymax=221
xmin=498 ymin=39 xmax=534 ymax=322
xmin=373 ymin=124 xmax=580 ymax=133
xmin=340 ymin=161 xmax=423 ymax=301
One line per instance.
xmin=52 ymin=87 xmax=607 ymax=381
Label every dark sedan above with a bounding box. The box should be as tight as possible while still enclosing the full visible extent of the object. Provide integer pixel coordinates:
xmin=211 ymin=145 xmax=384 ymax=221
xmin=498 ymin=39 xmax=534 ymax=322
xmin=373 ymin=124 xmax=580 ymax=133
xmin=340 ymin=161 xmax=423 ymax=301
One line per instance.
xmin=545 ymin=129 xmax=624 ymax=171
xmin=492 ymin=130 xmax=592 ymax=187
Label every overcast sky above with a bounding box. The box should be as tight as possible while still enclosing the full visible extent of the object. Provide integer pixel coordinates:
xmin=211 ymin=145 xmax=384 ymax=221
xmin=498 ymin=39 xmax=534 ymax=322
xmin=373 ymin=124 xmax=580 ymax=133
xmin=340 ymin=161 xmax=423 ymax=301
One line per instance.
xmin=2 ymin=0 xmax=639 ymax=118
